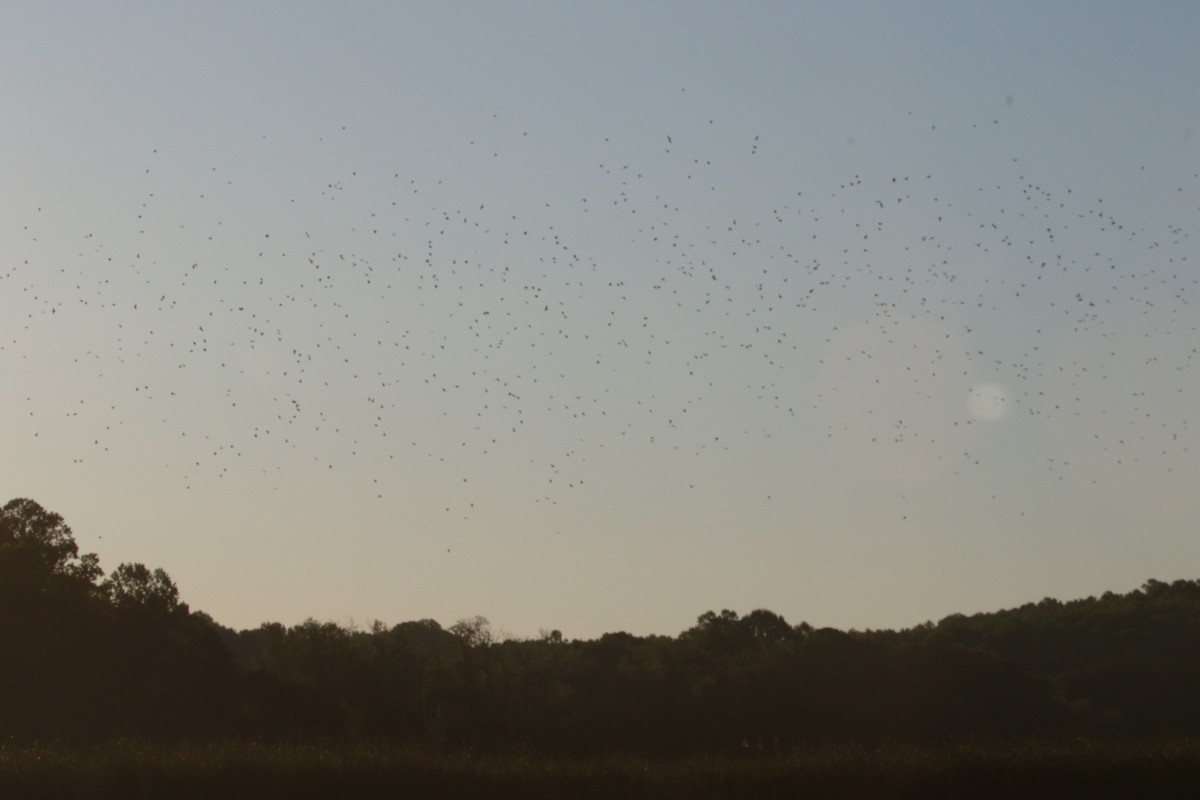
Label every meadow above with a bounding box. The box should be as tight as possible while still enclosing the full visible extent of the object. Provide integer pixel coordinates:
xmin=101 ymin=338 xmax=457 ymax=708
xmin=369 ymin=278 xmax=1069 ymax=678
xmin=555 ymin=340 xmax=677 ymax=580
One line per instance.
xmin=2 ymin=738 xmax=1199 ymax=799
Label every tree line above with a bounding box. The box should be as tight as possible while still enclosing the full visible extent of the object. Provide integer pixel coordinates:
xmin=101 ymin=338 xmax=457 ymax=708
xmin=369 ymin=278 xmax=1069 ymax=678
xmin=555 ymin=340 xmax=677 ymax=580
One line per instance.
xmin=3 ymin=497 xmax=1198 ymax=751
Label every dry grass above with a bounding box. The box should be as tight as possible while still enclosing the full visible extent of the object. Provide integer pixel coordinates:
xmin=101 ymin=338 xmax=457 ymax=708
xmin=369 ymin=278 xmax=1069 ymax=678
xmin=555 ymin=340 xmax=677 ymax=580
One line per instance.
xmin=1 ymin=738 xmax=1198 ymax=798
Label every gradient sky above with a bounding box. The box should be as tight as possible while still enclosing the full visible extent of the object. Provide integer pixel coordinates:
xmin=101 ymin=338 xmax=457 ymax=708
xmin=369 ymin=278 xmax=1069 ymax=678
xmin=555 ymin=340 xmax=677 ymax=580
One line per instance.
xmin=3 ymin=2 xmax=1198 ymax=640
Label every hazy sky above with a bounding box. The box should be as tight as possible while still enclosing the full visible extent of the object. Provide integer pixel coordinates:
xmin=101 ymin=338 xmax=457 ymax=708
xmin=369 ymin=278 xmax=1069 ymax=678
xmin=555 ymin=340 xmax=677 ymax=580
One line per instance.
xmin=3 ymin=2 xmax=1198 ymax=639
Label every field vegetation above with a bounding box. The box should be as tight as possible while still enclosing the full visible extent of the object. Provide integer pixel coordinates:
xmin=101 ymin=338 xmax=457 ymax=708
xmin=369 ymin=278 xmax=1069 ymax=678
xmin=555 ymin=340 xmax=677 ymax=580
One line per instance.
xmin=2 ymin=738 xmax=1199 ymax=798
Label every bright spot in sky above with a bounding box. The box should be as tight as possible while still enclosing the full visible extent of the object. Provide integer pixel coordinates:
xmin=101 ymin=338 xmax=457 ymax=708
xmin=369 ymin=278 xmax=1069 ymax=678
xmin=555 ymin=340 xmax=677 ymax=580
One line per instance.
xmin=967 ymin=383 xmax=1008 ymax=422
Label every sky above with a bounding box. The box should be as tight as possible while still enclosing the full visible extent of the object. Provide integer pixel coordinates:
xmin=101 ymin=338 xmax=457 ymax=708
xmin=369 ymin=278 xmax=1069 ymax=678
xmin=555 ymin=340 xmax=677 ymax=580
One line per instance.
xmin=3 ymin=1 xmax=1198 ymax=640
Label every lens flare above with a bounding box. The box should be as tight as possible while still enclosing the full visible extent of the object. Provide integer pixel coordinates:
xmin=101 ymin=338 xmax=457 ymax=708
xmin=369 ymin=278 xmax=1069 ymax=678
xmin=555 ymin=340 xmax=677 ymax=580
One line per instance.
xmin=967 ymin=383 xmax=1008 ymax=422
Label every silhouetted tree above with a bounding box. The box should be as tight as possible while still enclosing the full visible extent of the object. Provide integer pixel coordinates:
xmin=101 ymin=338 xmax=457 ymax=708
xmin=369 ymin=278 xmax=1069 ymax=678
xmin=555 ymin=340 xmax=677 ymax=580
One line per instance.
xmin=104 ymin=562 xmax=185 ymax=616
xmin=0 ymin=498 xmax=109 ymax=738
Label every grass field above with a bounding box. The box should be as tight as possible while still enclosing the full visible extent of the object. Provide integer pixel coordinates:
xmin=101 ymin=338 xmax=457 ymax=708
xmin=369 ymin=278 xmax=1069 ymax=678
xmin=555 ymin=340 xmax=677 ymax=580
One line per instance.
xmin=2 ymin=738 xmax=1200 ymax=798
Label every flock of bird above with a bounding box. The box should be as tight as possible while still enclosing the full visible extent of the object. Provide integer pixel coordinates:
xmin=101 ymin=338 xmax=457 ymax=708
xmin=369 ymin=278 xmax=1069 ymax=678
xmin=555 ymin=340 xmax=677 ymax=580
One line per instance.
xmin=6 ymin=108 xmax=1199 ymax=532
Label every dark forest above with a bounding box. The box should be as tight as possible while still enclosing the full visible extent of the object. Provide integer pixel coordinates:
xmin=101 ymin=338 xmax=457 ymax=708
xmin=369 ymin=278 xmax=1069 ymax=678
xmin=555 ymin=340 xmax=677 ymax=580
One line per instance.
xmin=4 ymin=495 xmax=1199 ymax=748
xmin=4 ymin=496 xmax=1200 ymax=796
